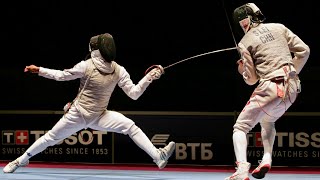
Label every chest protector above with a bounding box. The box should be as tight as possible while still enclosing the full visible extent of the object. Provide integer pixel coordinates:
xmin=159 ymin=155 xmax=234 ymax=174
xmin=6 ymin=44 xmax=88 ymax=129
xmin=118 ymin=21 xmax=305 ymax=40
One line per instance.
xmin=76 ymin=59 xmax=120 ymax=120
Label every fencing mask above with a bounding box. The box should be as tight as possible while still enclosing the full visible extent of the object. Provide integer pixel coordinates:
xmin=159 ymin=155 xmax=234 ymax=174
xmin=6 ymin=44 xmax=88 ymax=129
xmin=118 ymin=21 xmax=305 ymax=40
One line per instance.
xmin=89 ymin=33 xmax=116 ymax=62
xmin=233 ymin=3 xmax=266 ymax=35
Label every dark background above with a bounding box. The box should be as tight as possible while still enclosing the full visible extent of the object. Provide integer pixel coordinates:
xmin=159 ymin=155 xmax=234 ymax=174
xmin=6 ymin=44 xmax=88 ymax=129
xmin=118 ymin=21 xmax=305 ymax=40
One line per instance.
xmin=2 ymin=0 xmax=319 ymax=112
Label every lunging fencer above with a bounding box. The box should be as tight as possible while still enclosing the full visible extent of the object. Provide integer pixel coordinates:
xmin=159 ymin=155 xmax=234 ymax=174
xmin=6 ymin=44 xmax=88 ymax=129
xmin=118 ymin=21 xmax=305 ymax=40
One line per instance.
xmin=225 ymin=3 xmax=310 ymax=180
xmin=3 ymin=33 xmax=176 ymax=173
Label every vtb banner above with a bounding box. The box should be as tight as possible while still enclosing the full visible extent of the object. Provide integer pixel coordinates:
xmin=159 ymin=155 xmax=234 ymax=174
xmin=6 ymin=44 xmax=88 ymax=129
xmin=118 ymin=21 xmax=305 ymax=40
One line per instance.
xmin=113 ymin=114 xmax=235 ymax=166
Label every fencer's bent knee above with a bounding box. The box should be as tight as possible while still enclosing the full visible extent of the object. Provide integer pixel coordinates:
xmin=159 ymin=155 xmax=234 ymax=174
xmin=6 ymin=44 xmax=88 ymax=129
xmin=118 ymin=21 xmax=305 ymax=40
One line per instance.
xmin=110 ymin=111 xmax=138 ymax=135
xmin=233 ymin=122 xmax=253 ymax=134
xmin=260 ymin=121 xmax=275 ymax=130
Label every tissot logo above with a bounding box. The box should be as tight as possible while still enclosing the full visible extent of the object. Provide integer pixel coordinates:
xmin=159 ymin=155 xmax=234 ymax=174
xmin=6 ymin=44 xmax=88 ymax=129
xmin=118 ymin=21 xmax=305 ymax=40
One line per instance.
xmin=2 ymin=130 xmax=108 ymax=146
xmin=15 ymin=130 xmax=29 ymax=145
xmin=248 ymin=132 xmax=320 ymax=148
xmin=2 ymin=130 xmax=29 ymax=145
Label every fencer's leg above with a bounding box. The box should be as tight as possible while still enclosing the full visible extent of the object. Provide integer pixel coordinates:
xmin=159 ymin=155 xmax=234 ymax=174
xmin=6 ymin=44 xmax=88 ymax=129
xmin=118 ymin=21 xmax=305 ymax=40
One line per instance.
xmin=225 ymin=128 xmax=251 ymax=180
xmin=232 ymin=111 xmax=259 ymax=163
xmin=260 ymin=121 xmax=275 ymax=163
xmin=128 ymin=124 xmax=176 ymax=169
xmin=232 ymin=130 xmax=248 ymax=163
xmin=90 ymin=111 xmax=159 ymax=160
xmin=18 ymin=132 xmax=61 ymax=163
xmin=127 ymin=124 xmax=176 ymax=169
xmin=226 ymin=94 xmax=263 ymax=179
xmin=231 ymin=80 xmax=278 ymax=164
xmin=127 ymin=124 xmax=160 ymax=160
xmin=90 ymin=110 xmax=175 ymax=169
xmin=226 ymin=131 xmax=250 ymax=180
xmin=4 ymin=126 xmax=83 ymax=173
xmin=18 ymin=106 xmax=85 ymax=164
xmin=251 ymin=121 xmax=275 ymax=179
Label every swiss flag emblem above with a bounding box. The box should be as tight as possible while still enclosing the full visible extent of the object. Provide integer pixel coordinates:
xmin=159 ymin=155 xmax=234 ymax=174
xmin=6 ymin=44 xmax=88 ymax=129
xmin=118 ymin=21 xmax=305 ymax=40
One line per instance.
xmin=15 ymin=130 xmax=29 ymax=145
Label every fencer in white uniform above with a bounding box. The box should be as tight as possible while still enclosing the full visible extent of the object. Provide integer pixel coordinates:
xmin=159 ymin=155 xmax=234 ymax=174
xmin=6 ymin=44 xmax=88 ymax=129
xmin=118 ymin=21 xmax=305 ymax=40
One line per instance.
xmin=3 ymin=33 xmax=175 ymax=173
xmin=225 ymin=3 xmax=310 ymax=180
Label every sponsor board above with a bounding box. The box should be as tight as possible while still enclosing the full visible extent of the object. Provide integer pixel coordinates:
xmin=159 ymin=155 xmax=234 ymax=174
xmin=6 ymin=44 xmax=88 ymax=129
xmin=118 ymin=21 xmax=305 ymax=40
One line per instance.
xmin=0 ymin=114 xmax=112 ymax=163
xmin=247 ymin=116 xmax=320 ymax=166
xmin=1 ymin=112 xmax=319 ymax=166
xmin=113 ymin=115 xmax=235 ymax=165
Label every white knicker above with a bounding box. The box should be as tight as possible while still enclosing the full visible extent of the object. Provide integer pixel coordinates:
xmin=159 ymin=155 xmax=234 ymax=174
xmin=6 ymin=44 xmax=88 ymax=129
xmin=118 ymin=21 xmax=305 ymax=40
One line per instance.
xmin=233 ymin=77 xmax=299 ymax=134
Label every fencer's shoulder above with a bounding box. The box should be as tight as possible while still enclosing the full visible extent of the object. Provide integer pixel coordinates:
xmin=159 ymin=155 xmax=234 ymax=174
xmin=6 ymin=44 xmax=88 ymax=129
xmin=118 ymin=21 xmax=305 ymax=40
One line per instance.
xmin=72 ymin=59 xmax=88 ymax=68
xmin=79 ymin=59 xmax=90 ymax=66
xmin=111 ymin=61 xmax=124 ymax=70
xmin=263 ymin=23 xmax=291 ymax=34
xmin=83 ymin=59 xmax=92 ymax=63
xmin=111 ymin=61 xmax=120 ymax=67
xmin=264 ymin=23 xmax=286 ymax=29
xmin=80 ymin=59 xmax=92 ymax=67
xmin=111 ymin=61 xmax=126 ymax=75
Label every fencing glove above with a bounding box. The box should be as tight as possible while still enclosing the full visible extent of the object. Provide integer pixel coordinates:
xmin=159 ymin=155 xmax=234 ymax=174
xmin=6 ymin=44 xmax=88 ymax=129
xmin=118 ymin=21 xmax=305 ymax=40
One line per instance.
xmin=147 ymin=65 xmax=164 ymax=80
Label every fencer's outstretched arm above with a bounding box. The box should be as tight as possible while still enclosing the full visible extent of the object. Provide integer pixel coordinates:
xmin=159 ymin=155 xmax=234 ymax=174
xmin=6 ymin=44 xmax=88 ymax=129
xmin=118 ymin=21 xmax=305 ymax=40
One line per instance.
xmin=118 ymin=65 xmax=164 ymax=100
xmin=24 ymin=61 xmax=86 ymax=81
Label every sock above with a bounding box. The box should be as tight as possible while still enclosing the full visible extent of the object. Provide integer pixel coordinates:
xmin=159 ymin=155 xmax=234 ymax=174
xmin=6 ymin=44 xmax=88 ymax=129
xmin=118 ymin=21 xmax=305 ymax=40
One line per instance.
xmin=233 ymin=130 xmax=248 ymax=163
xmin=18 ymin=135 xmax=54 ymax=163
xmin=128 ymin=125 xmax=159 ymax=160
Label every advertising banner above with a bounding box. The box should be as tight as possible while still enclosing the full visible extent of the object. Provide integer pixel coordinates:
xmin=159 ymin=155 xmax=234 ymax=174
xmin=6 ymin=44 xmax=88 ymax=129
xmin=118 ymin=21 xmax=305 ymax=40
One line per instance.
xmin=0 ymin=114 xmax=113 ymax=163
xmin=247 ymin=115 xmax=320 ymax=166
xmin=0 ymin=111 xmax=319 ymax=167
xmin=114 ymin=114 xmax=235 ymax=166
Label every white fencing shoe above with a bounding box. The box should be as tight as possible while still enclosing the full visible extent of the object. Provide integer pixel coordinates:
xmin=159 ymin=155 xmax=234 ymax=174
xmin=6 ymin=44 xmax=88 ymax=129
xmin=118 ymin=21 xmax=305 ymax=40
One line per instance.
xmin=3 ymin=159 xmax=29 ymax=173
xmin=225 ymin=161 xmax=251 ymax=180
xmin=154 ymin=141 xmax=176 ymax=169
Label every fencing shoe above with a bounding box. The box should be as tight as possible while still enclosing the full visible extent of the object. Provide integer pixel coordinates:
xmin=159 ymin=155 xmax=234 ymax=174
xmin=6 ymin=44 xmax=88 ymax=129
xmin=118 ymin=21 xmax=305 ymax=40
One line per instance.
xmin=3 ymin=159 xmax=29 ymax=173
xmin=154 ymin=141 xmax=176 ymax=169
xmin=251 ymin=160 xmax=271 ymax=179
xmin=225 ymin=161 xmax=251 ymax=180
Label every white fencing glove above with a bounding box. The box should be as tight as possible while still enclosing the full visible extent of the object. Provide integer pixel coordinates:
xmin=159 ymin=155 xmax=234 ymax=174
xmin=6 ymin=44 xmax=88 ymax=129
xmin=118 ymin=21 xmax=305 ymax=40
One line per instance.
xmin=147 ymin=65 xmax=164 ymax=80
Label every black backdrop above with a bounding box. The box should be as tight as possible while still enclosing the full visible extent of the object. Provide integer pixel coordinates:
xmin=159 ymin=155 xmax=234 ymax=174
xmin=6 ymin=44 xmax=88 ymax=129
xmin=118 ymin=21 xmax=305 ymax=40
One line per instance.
xmin=2 ymin=0 xmax=319 ymax=112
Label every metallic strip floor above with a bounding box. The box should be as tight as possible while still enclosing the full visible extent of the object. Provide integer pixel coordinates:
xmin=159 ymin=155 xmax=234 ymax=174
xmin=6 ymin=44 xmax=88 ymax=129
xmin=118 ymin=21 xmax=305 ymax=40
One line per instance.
xmin=1 ymin=165 xmax=320 ymax=180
